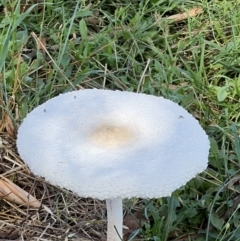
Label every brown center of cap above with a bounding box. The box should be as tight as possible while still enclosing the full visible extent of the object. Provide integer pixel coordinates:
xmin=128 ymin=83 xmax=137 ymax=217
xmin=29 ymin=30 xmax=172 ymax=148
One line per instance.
xmin=90 ymin=125 xmax=133 ymax=148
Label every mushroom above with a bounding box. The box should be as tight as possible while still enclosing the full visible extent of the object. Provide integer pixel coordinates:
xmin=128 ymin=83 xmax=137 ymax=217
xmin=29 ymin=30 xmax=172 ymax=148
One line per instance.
xmin=17 ymin=89 xmax=210 ymax=241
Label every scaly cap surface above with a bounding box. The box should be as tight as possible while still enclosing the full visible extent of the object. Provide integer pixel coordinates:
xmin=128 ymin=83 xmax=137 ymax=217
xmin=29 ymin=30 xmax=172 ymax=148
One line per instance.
xmin=17 ymin=89 xmax=210 ymax=200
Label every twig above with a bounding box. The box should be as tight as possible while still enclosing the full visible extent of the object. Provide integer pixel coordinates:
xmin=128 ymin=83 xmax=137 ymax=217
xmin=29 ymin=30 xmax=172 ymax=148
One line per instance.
xmin=167 ymin=7 xmax=203 ymax=22
xmin=137 ymin=59 xmax=151 ymax=93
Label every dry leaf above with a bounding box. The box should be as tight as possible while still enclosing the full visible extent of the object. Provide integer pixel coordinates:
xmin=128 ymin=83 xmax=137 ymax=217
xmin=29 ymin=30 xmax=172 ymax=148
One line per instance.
xmin=85 ymin=16 xmax=101 ymax=26
xmin=38 ymin=37 xmax=46 ymax=52
xmin=167 ymin=7 xmax=203 ymax=22
xmin=86 ymin=10 xmax=101 ymax=26
xmin=123 ymin=210 xmax=146 ymax=240
xmin=0 ymin=95 xmax=16 ymax=138
xmin=4 ymin=114 xmax=17 ymax=139
xmin=0 ymin=176 xmax=41 ymax=208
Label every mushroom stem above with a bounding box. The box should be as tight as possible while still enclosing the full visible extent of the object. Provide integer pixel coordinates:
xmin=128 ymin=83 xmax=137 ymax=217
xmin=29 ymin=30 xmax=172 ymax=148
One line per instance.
xmin=106 ymin=197 xmax=123 ymax=241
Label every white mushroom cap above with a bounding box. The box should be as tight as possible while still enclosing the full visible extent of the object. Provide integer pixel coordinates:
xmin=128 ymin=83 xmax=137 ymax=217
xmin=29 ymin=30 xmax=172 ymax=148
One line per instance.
xmin=17 ymin=89 xmax=209 ymax=200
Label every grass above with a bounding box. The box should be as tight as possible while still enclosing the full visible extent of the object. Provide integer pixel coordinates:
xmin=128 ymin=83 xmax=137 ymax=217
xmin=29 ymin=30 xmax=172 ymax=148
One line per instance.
xmin=1 ymin=0 xmax=240 ymax=240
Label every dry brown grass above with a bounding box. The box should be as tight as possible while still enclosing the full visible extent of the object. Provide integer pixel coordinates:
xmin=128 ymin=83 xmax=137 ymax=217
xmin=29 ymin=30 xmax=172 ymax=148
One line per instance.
xmin=0 ymin=132 xmax=107 ymax=241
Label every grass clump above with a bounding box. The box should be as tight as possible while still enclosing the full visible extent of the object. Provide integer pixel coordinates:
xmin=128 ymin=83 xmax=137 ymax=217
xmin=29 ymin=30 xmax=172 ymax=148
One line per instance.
xmin=1 ymin=0 xmax=240 ymax=240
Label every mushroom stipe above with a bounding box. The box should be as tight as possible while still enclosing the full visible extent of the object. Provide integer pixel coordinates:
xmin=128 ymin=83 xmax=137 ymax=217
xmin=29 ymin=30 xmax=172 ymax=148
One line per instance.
xmin=17 ymin=89 xmax=210 ymax=241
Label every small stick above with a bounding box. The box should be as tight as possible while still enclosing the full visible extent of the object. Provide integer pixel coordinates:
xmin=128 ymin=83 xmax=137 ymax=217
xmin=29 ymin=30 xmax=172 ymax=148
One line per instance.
xmin=137 ymin=59 xmax=151 ymax=93
xmin=167 ymin=7 xmax=203 ymax=22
